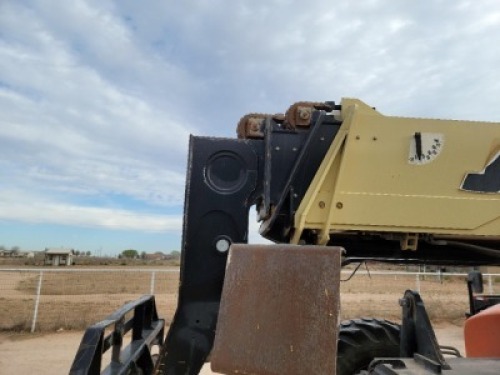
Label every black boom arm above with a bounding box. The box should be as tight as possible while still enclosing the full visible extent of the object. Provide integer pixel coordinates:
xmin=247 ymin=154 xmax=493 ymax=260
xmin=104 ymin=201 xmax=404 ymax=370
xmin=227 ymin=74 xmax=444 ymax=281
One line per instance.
xmin=160 ymin=136 xmax=263 ymax=374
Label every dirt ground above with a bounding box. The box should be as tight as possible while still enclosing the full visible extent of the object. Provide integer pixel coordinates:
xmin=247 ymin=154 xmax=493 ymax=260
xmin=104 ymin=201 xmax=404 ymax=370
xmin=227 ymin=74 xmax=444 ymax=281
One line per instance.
xmin=0 ymin=323 xmax=465 ymax=375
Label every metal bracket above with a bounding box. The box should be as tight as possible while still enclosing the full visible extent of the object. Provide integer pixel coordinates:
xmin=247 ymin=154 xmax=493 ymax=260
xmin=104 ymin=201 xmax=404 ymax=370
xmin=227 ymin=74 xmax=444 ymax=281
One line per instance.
xmin=69 ymin=295 xmax=164 ymax=375
xmin=399 ymin=290 xmax=450 ymax=371
xmin=400 ymin=233 xmax=419 ymax=251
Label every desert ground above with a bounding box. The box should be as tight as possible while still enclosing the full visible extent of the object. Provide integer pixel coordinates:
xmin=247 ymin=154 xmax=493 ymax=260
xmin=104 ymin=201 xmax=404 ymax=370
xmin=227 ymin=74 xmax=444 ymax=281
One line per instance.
xmin=0 ymin=322 xmax=465 ymax=375
xmin=0 ymin=265 xmax=485 ymax=374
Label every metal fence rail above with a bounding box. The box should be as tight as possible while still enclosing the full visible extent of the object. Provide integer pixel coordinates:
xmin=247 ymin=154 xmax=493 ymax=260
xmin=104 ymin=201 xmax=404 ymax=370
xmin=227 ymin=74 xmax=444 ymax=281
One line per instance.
xmin=339 ymin=270 xmax=498 ymax=322
xmin=0 ymin=268 xmax=498 ymax=332
xmin=0 ymin=268 xmax=179 ymax=332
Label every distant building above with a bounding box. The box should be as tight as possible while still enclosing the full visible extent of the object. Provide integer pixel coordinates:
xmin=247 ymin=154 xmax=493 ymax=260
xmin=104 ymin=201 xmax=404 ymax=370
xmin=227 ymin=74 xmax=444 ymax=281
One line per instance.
xmin=144 ymin=252 xmax=167 ymax=261
xmin=44 ymin=248 xmax=74 ymax=266
xmin=0 ymin=249 xmax=22 ymax=257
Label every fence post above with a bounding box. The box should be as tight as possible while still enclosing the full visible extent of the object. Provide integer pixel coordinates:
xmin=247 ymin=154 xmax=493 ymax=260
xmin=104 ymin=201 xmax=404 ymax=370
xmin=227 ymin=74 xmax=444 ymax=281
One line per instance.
xmin=416 ymin=273 xmax=421 ymax=293
xmin=150 ymin=271 xmax=156 ymax=295
xmin=31 ymin=271 xmax=43 ymax=333
xmin=489 ymin=274 xmax=494 ymax=294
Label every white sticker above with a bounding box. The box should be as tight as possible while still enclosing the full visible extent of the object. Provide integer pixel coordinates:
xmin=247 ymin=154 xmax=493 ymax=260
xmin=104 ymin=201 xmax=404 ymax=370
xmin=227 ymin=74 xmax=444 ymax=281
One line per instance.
xmin=408 ymin=133 xmax=444 ymax=165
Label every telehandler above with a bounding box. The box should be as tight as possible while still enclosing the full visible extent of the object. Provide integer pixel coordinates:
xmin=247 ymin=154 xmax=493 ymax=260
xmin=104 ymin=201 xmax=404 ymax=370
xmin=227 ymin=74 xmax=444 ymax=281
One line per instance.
xmin=71 ymin=99 xmax=500 ymax=375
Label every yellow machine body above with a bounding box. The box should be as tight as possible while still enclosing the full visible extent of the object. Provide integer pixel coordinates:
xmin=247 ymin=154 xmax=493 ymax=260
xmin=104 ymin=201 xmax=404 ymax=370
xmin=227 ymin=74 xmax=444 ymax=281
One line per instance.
xmin=292 ymin=99 xmax=500 ymax=246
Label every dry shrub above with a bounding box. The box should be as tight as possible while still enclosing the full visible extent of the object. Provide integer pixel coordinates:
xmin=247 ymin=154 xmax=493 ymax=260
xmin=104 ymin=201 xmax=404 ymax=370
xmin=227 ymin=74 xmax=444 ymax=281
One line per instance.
xmin=0 ymin=298 xmax=33 ymax=331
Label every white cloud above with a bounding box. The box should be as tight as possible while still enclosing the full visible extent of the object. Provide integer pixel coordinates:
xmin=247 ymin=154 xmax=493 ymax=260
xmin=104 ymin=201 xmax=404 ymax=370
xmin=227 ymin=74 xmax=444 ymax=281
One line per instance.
xmin=0 ymin=0 xmax=195 ymax=214
xmin=0 ymin=189 xmax=182 ymax=232
xmin=1 ymin=0 xmax=500 ymax=249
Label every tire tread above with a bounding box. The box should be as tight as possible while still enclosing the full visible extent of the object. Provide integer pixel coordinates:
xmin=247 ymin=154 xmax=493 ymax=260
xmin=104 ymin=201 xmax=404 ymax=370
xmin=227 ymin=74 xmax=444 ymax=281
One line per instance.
xmin=337 ymin=318 xmax=401 ymax=375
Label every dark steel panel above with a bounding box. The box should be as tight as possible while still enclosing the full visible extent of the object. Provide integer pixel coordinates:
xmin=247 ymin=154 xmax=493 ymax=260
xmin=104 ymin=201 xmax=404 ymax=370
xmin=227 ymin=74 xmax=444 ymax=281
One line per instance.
xmin=261 ymin=113 xmax=341 ymax=242
xmin=211 ymin=244 xmax=342 ymax=375
xmin=161 ymin=136 xmax=264 ymax=375
xmin=399 ymin=291 xmax=448 ymax=370
xmin=334 ymin=234 xmax=500 ymax=266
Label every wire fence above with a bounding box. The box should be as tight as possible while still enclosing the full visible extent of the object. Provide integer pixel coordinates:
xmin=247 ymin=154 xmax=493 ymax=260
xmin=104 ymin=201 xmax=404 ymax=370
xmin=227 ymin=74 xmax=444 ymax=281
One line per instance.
xmin=0 ymin=268 xmax=179 ymax=332
xmin=339 ymin=270 xmax=498 ymax=322
xmin=0 ymin=268 xmax=498 ymax=332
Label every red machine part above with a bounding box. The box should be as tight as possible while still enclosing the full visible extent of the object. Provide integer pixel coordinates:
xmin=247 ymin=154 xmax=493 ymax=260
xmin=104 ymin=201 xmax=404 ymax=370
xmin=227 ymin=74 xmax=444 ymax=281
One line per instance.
xmin=464 ymin=304 xmax=500 ymax=357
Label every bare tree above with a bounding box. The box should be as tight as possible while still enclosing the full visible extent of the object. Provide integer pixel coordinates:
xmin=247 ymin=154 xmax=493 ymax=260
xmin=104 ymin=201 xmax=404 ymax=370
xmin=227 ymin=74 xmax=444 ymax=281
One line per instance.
xmin=10 ymin=246 xmax=20 ymax=256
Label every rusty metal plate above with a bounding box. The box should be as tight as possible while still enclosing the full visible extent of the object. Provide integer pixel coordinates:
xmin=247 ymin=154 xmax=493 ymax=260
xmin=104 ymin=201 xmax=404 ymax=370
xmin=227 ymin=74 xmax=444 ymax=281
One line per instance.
xmin=211 ymin=244 xmax=342 ymax=375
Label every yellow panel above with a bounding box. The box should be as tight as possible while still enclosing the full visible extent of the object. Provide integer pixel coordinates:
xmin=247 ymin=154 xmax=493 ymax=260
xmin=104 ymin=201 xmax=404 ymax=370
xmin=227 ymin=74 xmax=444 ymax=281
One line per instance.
xmin=294 ymin=98 xmax=500 ymax=240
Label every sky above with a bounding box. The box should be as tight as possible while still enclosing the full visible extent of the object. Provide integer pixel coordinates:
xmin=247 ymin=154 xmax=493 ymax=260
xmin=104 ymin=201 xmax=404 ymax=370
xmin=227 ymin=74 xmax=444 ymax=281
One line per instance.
xmin=1 ymin=0 xmax=500 ymax=255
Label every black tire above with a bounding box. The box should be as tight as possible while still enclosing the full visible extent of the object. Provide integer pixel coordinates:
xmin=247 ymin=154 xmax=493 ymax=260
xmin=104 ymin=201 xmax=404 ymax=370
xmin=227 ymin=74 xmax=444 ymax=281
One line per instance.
xmin=337 ymin=318 xmax=401 ymax=375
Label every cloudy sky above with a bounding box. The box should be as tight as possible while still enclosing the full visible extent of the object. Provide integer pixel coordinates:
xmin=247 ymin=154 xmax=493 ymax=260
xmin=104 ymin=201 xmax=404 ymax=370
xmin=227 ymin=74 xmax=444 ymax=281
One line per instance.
xmin=1 ymin=0 xmax=500 ymax=255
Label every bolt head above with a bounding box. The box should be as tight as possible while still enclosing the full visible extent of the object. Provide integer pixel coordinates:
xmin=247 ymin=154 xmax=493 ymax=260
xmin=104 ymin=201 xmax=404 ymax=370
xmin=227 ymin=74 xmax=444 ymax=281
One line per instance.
xmin=215 ymin=238 xmax=231 ymax=253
